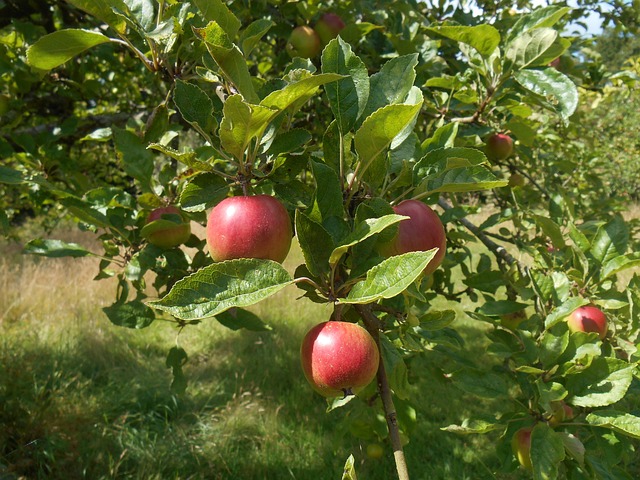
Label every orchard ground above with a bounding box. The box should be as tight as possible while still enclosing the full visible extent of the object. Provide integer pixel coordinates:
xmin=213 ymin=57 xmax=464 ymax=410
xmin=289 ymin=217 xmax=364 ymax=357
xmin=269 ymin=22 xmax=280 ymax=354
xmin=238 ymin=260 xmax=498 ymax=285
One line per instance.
xmin=1 ymin=208 xmax=639 ymax=479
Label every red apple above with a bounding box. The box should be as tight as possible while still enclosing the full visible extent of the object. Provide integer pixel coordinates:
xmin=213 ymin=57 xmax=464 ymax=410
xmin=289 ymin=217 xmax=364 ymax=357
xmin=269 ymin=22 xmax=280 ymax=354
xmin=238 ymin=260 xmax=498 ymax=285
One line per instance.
xmin=486 ymin=133 xmax=514 ymax=160
xmin=549 ymin=57 xmax=561 ymax=69
xmin=286 ymin=26 xmax=321 ymax=59
xmin=566 ymin=305 xmax=608 ymax=339
xmin=314 ymin=13 xmax=346 ymax=46
xmin=511 ymin=427 xmax=533 ymax=470
xmin=144 ymin=206 xmax=191 ymax=249
xmin=206 ymin=195 xmax=292 ymax=263
xmin=378 ymin=200 xmax=446 ymax=275
xmin=300 ymin=321 xmax=379 ymax=397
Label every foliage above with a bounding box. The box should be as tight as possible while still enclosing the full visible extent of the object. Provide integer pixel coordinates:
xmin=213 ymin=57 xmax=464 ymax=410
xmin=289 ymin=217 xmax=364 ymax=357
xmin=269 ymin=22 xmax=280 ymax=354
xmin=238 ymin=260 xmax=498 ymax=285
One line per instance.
xmin=1 ymin=1 xmax=639 ymax=479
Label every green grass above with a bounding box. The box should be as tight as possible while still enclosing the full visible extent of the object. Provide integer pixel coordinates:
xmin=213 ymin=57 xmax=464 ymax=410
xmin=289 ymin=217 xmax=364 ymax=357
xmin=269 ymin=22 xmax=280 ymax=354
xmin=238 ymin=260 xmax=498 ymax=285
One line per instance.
xmin=0 ymin=232 xmax=531 ymax=480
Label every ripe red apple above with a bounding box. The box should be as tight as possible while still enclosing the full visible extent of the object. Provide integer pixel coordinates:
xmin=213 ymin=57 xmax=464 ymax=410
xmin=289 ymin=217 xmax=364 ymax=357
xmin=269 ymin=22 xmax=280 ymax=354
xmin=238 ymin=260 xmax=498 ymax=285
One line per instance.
xmin=286 ymin=26 xmax=321 ymax=59
xmin=300 ymin=321 xmax=379 ymax=397
xmin=314 ymin=13 xmax=346 ymax=46
xmin=378 ymin=200 xmax=446 ymax=275
xmin=566 ymin=305 xmax=608 ymax=339
xmin=206 ymin=195 xmax=292 ymax=263
xmin=486 ymin=133 xmax=514 ymax=160
xmin=144 ymin=206 xmax=191 ymax=249
xmin=511 ymin=427 xmax=533 ymax=470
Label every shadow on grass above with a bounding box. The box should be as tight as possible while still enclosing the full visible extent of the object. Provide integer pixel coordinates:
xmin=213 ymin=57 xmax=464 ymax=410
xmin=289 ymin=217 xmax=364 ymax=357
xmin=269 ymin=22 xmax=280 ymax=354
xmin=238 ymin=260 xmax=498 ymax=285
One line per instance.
xmin=0 ymin=305 xmax=517 ymax=480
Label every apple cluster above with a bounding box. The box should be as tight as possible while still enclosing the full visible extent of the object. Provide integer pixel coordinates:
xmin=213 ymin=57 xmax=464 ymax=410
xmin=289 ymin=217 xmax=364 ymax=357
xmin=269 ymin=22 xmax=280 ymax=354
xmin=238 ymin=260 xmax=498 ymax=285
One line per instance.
xmin=286 ymin=13 xmax=346 ymax=59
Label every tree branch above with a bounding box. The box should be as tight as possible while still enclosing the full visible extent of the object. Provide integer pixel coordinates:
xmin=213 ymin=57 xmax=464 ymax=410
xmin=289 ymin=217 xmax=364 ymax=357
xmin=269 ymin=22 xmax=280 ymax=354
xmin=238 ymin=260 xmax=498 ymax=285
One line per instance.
xmin=355 ymin=304 xmax=410 ymax=480
xmin=438 ymin=198 xmax=517 ymax=267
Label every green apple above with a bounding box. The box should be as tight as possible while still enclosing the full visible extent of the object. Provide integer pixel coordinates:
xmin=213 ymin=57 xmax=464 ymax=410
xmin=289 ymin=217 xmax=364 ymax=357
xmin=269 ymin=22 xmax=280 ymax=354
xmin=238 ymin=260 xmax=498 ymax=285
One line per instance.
xmin=314 ymin=13 xmax=346 ymax=46
xmin=286 ymin=26 xmax=321 ymax=59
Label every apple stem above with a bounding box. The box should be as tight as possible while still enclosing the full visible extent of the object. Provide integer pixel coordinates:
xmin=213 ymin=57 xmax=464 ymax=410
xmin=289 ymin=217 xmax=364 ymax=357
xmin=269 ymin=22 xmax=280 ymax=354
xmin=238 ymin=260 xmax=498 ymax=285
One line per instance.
xmin=355 ymin=304 xmax=410 ymax=480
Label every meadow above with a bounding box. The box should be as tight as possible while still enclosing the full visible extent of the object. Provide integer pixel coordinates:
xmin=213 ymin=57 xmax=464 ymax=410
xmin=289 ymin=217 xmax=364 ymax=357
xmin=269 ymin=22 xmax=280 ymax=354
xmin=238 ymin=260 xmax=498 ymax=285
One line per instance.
xmin=0 ymin=221 xmax=537 ymax=480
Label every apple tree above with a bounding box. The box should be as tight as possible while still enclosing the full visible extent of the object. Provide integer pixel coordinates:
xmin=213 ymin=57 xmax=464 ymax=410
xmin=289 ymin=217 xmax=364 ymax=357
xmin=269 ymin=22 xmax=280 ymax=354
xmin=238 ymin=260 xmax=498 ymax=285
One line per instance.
xmin=2 ymin=1 xmax=639 ymax=479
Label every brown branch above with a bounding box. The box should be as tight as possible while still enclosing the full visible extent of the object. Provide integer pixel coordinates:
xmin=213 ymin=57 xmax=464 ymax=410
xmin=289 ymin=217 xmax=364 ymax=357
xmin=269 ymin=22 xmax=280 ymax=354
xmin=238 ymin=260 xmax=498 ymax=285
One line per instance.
xmin=355 ymin=304 xmax=410 ymax=480
xmin=438 ymin=198 xmax=517 ymax=267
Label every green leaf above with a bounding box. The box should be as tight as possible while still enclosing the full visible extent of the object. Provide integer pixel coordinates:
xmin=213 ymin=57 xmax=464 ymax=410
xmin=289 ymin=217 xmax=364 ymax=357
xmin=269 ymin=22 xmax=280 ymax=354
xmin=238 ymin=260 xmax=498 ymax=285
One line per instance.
xmin=361 ymin=54 xmax=418 ymax=120
xmin=261 ymin=73 xmax=344 ymax=113
xmin=219 ymin=94 xmax=276 ymax=160
xmin=124 ymin=0 xmax=155 ymax=31
xmin=179 ymin=172 xmax=229 ymax=212
xmin=566 ymin=358 xmax=635 ymax=408
xmin=215 ymin=307 xmax=271 ymax=331
xmin=65 ymin=0 xmax=128 ymax=33
xmin=544 ymin=297 xmax=589 ymax=329
xmin=590 ymin=216 xmax=629 ymax=266
xmin=341 ymin=454 xmax=357 ymax=480
xmin=355 ymin=99 xmax=423 ymax=187
xmin=341 ymin=251 xmax=437 ymax=304
xmin=240 ymin=19 xmax=274 ymax=56
xmin=321 ymin=37 xmax=370 ymax=133
xmin=193 ymin=0 xmax=240 ymax=38
xmin=165 ymin=346 xmax=188 ymax=394
xmin=309 ymin=160 xmax=344 ymax=225
xmin=602 ymin=254 xmax=640 ymax=280
xmin=23 ymin=239 xmax=93 ymax=258
xmin=147 ymin=144 xmax=212 ymax=172
xmin=196 ymin=21 xmax=259 ymax=103
xmin=102 ymin=300 xmax=155 ymax=329
xmin=514 ymin=68 xmax=578 ymax=121
xmin=441 ymin=418 xmax=504 ymax=435
xmin=451 ymin=370 xmax=510 ymax=399
xmin=530 ymin=423 xmax=565 ymax=480
xmin=295 ymin=210 xmax=334 ymax=277
xmin=266 ymin=128 xmax=311 ymax=157
xmin=380 ymin=334 xmax=410 ymax=399
xmin=174 ymin=79 xmax=215 ymax=136
xmin=478 ymin=300 xmax=528 ymax=316
xmin=0 ymin=166 xmax=24 ymax=184
xmin=421 ymin=122 xmax=458 ymax=153
xmin=507 ymin=6 xmax=571 ymax=42
xmin=417 ymin=166 xmax=506 ymax=195
xmin=418 ymin=310 xmax=456 ymax=331
xmin=113 ymin=127 xmax=154 ymax=192
xmin=506 ymin=28 xmax=558 ymax=69
xmin=425 ymin=25 xmax=501 ymax=57
xmin=414 ymin=147 xmax=488 ymax=182
xmin=586 ymin=411 xmax=640 ymax=439
xmin=329 ymin=214 xmax=407 ymax=265
xmin=148 ymin=259 xmax=294 ymax=320
xmin=26 ymin=29 xmax=110 ymax=70
xmin=533 ymin=215 xmax=565 ymax=249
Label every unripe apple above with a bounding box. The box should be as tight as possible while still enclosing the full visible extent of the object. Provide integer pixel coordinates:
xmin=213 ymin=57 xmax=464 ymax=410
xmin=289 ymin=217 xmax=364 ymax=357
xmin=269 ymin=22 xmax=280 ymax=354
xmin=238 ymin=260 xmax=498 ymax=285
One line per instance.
xmin=549 ymin=57 xmax=561 ymax=69
xmin=286 ymin=26 xmax=321 ymax=59
xmin=548 ymin=401 xmax=575 ymax=427
xmin=508 ymin=173 xmax=525 ymax=188
xmin=500 ymin=310 xmax=526 ymax=330
xmin=511 ymin=427 xmax=533 ymax=470
xmin=365 ymin=443 xmax=384 ymax=460
xmin=566 ymin=305 xmax=608 ymax=339
xmin=378 ymin=200 xmax=447 ymax=275
xmin=206 ymin=195 xmax=292 ymax=263
xmin=144 ymin=206 xmax=191 ymax=249
xmin=300 ymin=321 xmax=379 ymax=397
xmin=486 ymin=133 xmax=514 ymax=160
xmin=314 ymin=13 xmax=346 ymax=46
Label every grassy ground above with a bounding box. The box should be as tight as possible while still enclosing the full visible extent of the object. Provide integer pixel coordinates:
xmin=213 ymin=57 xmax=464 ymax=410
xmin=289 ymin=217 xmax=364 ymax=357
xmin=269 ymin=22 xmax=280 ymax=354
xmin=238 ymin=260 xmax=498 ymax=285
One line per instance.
xmin=0 ymin=225 xmax=523 ymax=480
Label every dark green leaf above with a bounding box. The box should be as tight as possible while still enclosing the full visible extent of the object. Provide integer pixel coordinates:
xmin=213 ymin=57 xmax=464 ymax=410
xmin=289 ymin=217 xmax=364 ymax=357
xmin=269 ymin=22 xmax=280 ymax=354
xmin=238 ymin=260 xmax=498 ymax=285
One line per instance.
xmin=590 ymin=216 xmax=629 ymax=266
xmin=0 ymin=166 xmax=24 ymax=184
xmin=425 ymin=25 xmax=500 ymax=57
xmin=215 ymin=307 xmax=271 ymax=331
xmin=193 ymin=0 xmax=241 ymax=38
xmin=566 ymin=358 xmax=635 ymax=408
xmin=113 ymin=127 xmax=154 ymax=192
xmin=514 ymin=68 xmax=578 ymax=121
xmin=23 ymin=239 xmax=93 ymax=258
xmin=174 ymin=79 xmax=215 ymax=136
xmin=65 ymin=0 xmax=127 ymax=33
xmin=295 ymin=210 xmax=334 ymax=277
xmin=530 ymin=423 xmax=565 ymax=480
xmin=179 ymin=172 xmax=229 ymax=212
xmin=148 ymin=259 xmax=294 ymax=320
xmin=586 ymin=411 xmax=640 ymax=440
xmin=321 ymin=37 xmax=369 ymax=133
xmin=103 ymin=300 xmax=155 ymax=329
